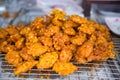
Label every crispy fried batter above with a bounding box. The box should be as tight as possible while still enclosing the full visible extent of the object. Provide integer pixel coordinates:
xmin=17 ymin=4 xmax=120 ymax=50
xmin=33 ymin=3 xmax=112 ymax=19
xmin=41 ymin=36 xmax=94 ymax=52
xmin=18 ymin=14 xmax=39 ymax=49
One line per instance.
xmin=75 ymin=40 xmax=94 ymax=63
xmin=63 ymin=20 xmax=79 ymax=28
xmin=39 ymin=36 xmax=52 ymax=47
xmin=59 ymin=46 xmax=72 ymax=62
xmin=5 ymin=50 xmax=22 ymax=66
xmin=0 ymin=9 xmax=115 ymax=76
xmin=50 ymin=8 xmax=66 ymax=21
xmin=15 ymin=38 xmax=25 ymax=49
xmin=78 ymin=24 xmax=95 ymax=35
xmin=68 ymin=15 xmax=88 ymax=24
xmin=71 ymin=33 xmax=86 ymax=45
xmin=37 ymin=52 xmax=58 ymax=69
xmin=0 ymin=28 xmax=8 ymax=39
xmin=27 ymin=43 xmax=49 ymax=57
xmin=63 ymin=27 xmax=76 ymax=35
xmin=5 ymin=25 xmax=18 ymax=35
xmin=44 ymin=24 xmax=60 ymax=37
xmin=19 ymin=48 xmax=34 ymax=61
xmin=53 ymin=32 xmax=70 ymax=50
xmin=30 ymin=17 xmax=45 ymax=30
xmin=14 ymin=61 xmax=38 ymax=75
xmin=26 ymin=31 xmax=38 ymax=44
xmin=53 ymin=61 xmax=77 ymax=76
xmin=0 ymin=44 xmax=16 ymax=53
xmin=20 ymin=27 xmax=31 ymax=35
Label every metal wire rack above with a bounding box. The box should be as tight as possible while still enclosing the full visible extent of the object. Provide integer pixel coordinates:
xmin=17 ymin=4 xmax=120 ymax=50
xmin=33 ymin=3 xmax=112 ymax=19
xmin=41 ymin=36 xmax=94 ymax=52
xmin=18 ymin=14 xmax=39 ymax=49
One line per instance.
xmin=0 ymin=37 xmax=120 ymax=80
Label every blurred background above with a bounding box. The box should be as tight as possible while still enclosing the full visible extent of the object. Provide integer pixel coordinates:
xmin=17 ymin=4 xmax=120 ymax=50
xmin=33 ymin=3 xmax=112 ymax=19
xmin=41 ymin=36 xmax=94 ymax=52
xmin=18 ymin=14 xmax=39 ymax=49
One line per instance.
xmin=0 ymin=0 xmax=120 ymax=29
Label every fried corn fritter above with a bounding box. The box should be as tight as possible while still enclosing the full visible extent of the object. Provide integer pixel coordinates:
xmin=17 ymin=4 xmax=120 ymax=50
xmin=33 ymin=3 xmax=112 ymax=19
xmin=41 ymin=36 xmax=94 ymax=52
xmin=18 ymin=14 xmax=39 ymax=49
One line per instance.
xmin=19 ymin=48 xmax=34 ymax=61
xmin=5 ymin=50 xmax=22 ymax=67
xmin=26 ymin=43 xmax=49 ymax=57
xmin=75 ymin=40 xmax=94 ymax=63
xmin=53 ymin=61 xmax=77 ymax=76
xmin=37 ymin=52 xmax=58 ymax=69
xmin=14 ymin=61 xmax=38 ymax=76
xmin=0 ymin=8 xmax=115 ymax=76
xmin=59 ymin=46 xmax=72 ymax=62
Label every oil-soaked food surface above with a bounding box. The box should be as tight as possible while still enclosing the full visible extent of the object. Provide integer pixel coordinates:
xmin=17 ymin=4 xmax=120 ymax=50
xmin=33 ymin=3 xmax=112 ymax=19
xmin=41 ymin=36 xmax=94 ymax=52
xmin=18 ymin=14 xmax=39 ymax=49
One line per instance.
xmin=0 ymin=9 xmax=115 ymax=76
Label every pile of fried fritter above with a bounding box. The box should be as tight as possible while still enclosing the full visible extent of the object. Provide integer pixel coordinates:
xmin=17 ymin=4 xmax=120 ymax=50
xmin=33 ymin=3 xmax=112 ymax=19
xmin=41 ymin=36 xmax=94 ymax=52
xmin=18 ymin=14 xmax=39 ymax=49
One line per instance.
xmin=0 ymin=9 xmax=115 ymax=76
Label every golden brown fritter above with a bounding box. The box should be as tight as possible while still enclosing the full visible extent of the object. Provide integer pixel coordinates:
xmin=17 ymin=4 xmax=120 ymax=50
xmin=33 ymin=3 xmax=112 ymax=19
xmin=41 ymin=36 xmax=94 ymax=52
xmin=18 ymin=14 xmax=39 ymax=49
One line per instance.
xmin=78 ymin=24 xmax=95 ymax=35
xmin=4 ymin=44 xmax=16 ymax=52
xmin=93 ymin=35 xmax=108 ymax=56
xmin=68 ymin=15 xmax=88 ymax=24
xmin=61 ymin=34 xmax=70 ymax=44
xmin=6 ymin=25 xmax=18 ymax=35
xmin=0 ymin=41 xmax=16 ymax=53
xmin=63 ymin=27 xmax=76 ymax=35
xmin=106 ymin=44 xmax=115 ymax=59
xmin=67 ymin=44 xmax=77 ymax=53
xmin=50 ymin=8 xmax=66 ymax=21
xmin=53 ymin=61 xmax=77 ymax=76
xmin=15 ymin=38 xmax=25 ymax=49
xmin=53 ymin=32 xmax=70 ymax=50
xmin=19 ymin=48 xmax=34 ymax=61
xmin=0 ymin=41 xmax=7 ymax=53
xmin=26 ymin=31 xmax=38 ymax=44
xmin=37 ymin=52 xmax=58 ymax=69
xmin=44 ymin=24 xmax=60 ymax=37
xmin=5 ymin=50 xmax=22 ymax=66
xmin=39 ymin=36 xmax=52 ymax=47
xmin=52 ymin=18 xmax=63 ymax=27
xmin=14 ymin=61 xmax=38 ymax=75
xmin=37 ymin=27 xmax=46 ymax=36
xmin=75 ymin=40 xmax=94 ymax=63
xmin=30 ymin=17 xmax=45 ymax=30
xmin=63 ymin=20 xmax=79 ymax=28
xmin=9 ymin=33 xmax=21 ymax=43
xmin=20 ymin=27 xmax=31 ymax=35
xmin=59 ymin=46 xmax=72 ymax=62
xmin=87 ymin=35 xmax=115 ymax=62
xmin=53 ymin=32 xmax=63 ymax=50
xmin=0 ymin=28 xmax=8 ymax=39
xmin=0 ymin=9 xmax=115 ymax=76
xmin=27 ymin=43 xmax=49 ymax=57
xmin=71 ymin=33 xmax=86 ymax=45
